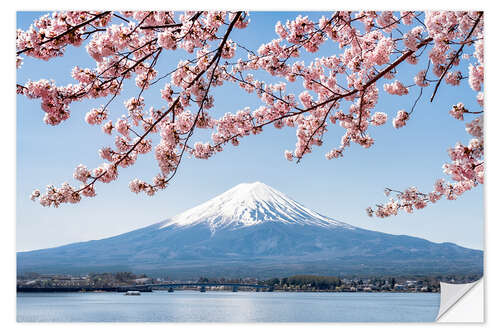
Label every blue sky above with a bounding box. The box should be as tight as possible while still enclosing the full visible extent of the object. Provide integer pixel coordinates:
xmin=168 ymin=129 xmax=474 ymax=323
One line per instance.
xmin=16 ymin=11 xmax=484 ymax=252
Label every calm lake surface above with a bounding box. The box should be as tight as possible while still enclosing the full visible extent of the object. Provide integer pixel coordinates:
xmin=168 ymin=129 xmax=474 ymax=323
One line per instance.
xmin=17 ymin=291 xmax=440 ymax=322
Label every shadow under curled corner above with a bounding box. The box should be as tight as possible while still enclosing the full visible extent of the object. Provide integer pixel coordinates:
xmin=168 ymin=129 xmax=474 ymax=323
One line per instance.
xmin=436 ymin=278 xmax=484 ymax=322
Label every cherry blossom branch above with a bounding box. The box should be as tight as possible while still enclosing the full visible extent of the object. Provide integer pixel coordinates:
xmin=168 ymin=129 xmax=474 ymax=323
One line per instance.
xmin=429 ymin=12 xmax=483 ymax=102
xmin=16 ymin=11 xmax=111 ymax=55
xmin=19 ymin=11 xmax=484 ymax=215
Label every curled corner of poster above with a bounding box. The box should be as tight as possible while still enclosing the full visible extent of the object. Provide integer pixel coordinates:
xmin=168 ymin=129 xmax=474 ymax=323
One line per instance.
xmin=436 ymin=278 xmax=484 ymax=323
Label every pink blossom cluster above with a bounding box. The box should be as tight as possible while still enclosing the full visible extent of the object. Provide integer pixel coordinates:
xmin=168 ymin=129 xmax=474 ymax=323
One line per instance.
xmin=158 ymin=30 xmax=178 ymax=50
xmin=16 ymin=11 xmax=112 ymax=62
xmin=465 ymin=116 xmax=483 ymax=138
xmin=370 ymin=112 xmax=388 ymax=126
xmin=468 ymin=64 xmax=484 ymax=91
xmin=275 ymin=15 xmax=324 ymax=52
xmin=134 ymin=138 xmax=153 ymax=155
xmin=17 ymin=56 xmax=23 ymax=68
xmin=129 ymin=176 xmax=166 ymax=196
xmin=476 ymin=92 xmax=484 ymax=107
xmin=392 ymin=110 xmax=409 ymax=129
xmin=32 ymin=182 xmax=97 ymax=208
xmin=414 ymin=70 xmax=429 ymax=87
xmin=99 ymin=147 xmax=115 ymax=161
xmin=73 ymin=164 xmax=91 ymax=182
xmin=449 ymin=103 xmax=467 ymax=120
xmin=115 ymin=118 xmax=130 ymax=138
xmin=445 ymin=71 xmax=462 ymax=86
xmin=92 ymin=163 xmax=118 ymax=183
xmin=376 ymin=12 xmax=397 ymax=33
xmin=192 ymin=142 xmax=213 ymax=159
xmin=212 ymin=109 xmax=254 ymax=146
xmin=443 ymin=138 xmax=483 ymax=184
xmin=325 ymin=149 xmax=343 ymax=160
xmin=368 ymin=187 xmax=428 ymax=217
xmin=400 ymin=11 xmax=415 ymax=26
xmin=383 ymin=80 xmax=408 ymax=96
xmin=85 ymin=107 xmax=108 ymax=125
xmin=403 ymin=26 xmax=424 ymax=51
xmin=21 ymin=79 xmax=78 ymax=125
xmin=86 ymin=23 xmax=136 ymax=63
xmin=102 ymin=121 xmax=113 ymax=135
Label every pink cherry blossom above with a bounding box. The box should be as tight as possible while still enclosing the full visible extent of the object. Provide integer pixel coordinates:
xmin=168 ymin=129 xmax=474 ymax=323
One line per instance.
xmin=85 ymin=107 xmax=108 ymax=125
xmin=392 ymin=110 xmax=409 ymax=129
xmin=371 ymin=112 xmax=387 ymax=126
xmin=17 ymin=11 xmax=484 ymax=218
xmin=383 ymin=80 xmax=409 ymax=96
xmin=449 ymin=103 xmax=466 ymax=120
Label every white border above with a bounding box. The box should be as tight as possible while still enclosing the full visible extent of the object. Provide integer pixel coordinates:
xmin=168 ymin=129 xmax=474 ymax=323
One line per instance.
xmin=4 ymin=0 xmax=498 ymax=332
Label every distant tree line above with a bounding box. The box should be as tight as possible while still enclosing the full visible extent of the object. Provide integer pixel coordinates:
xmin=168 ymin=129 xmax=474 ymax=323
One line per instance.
xmin=17 ymin=271 xmax=149 ymax=288
xmin=261 ymin=273 xmax=482 ymax=292
xmin=18 ymin=272 xmax=482 ymax=290
xmin=266 ymin=275 xmax=342 ymax=290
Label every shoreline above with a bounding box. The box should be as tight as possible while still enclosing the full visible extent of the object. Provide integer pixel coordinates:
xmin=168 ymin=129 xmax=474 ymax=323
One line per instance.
xmin=16 ymin=287 xmax=438 ymax=294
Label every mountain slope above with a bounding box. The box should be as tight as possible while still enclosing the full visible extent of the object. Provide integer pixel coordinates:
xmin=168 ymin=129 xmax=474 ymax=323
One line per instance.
xmin=17 ymin=182 xmax=483 ymax=278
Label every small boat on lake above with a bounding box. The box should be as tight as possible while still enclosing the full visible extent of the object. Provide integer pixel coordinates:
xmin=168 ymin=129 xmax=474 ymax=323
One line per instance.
xmin=125 ymin=290 xmax=141 ymax=296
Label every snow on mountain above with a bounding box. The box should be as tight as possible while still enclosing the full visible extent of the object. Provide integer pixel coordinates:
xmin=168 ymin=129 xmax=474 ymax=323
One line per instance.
xmin=160 ymin=181 xmax=354 ymax=232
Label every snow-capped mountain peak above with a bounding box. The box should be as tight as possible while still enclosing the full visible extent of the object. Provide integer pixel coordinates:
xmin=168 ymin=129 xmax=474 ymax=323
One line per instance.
xmin=160 ymin=181 xmax=354 ymax=232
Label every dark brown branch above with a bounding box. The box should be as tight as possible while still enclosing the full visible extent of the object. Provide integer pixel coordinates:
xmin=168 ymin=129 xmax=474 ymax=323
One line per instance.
xmin=164 ymin=11 xmax=243 ymax=183
xmin=430 ymin=12 xmax=483 ymax=102
xmin=296 ymin=102 xmax=335 ymax=163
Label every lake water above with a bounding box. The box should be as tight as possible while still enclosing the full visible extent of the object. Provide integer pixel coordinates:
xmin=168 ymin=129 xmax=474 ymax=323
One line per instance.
xmin=17 ymin=291 xmax=440 ymax=322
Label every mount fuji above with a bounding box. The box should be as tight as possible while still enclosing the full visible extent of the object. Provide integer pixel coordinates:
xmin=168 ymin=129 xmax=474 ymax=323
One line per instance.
xmin=17 ymin=182 xmax=483 ymax=278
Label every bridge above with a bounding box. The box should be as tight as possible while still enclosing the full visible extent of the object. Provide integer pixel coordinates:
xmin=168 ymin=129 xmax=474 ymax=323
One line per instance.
xmin=141 ymin=282 xmax=273 ymax=292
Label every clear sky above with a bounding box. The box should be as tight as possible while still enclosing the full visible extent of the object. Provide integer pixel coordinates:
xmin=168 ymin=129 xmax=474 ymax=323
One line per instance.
xmin=16 ymin=11 xmax=484 ymax=252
